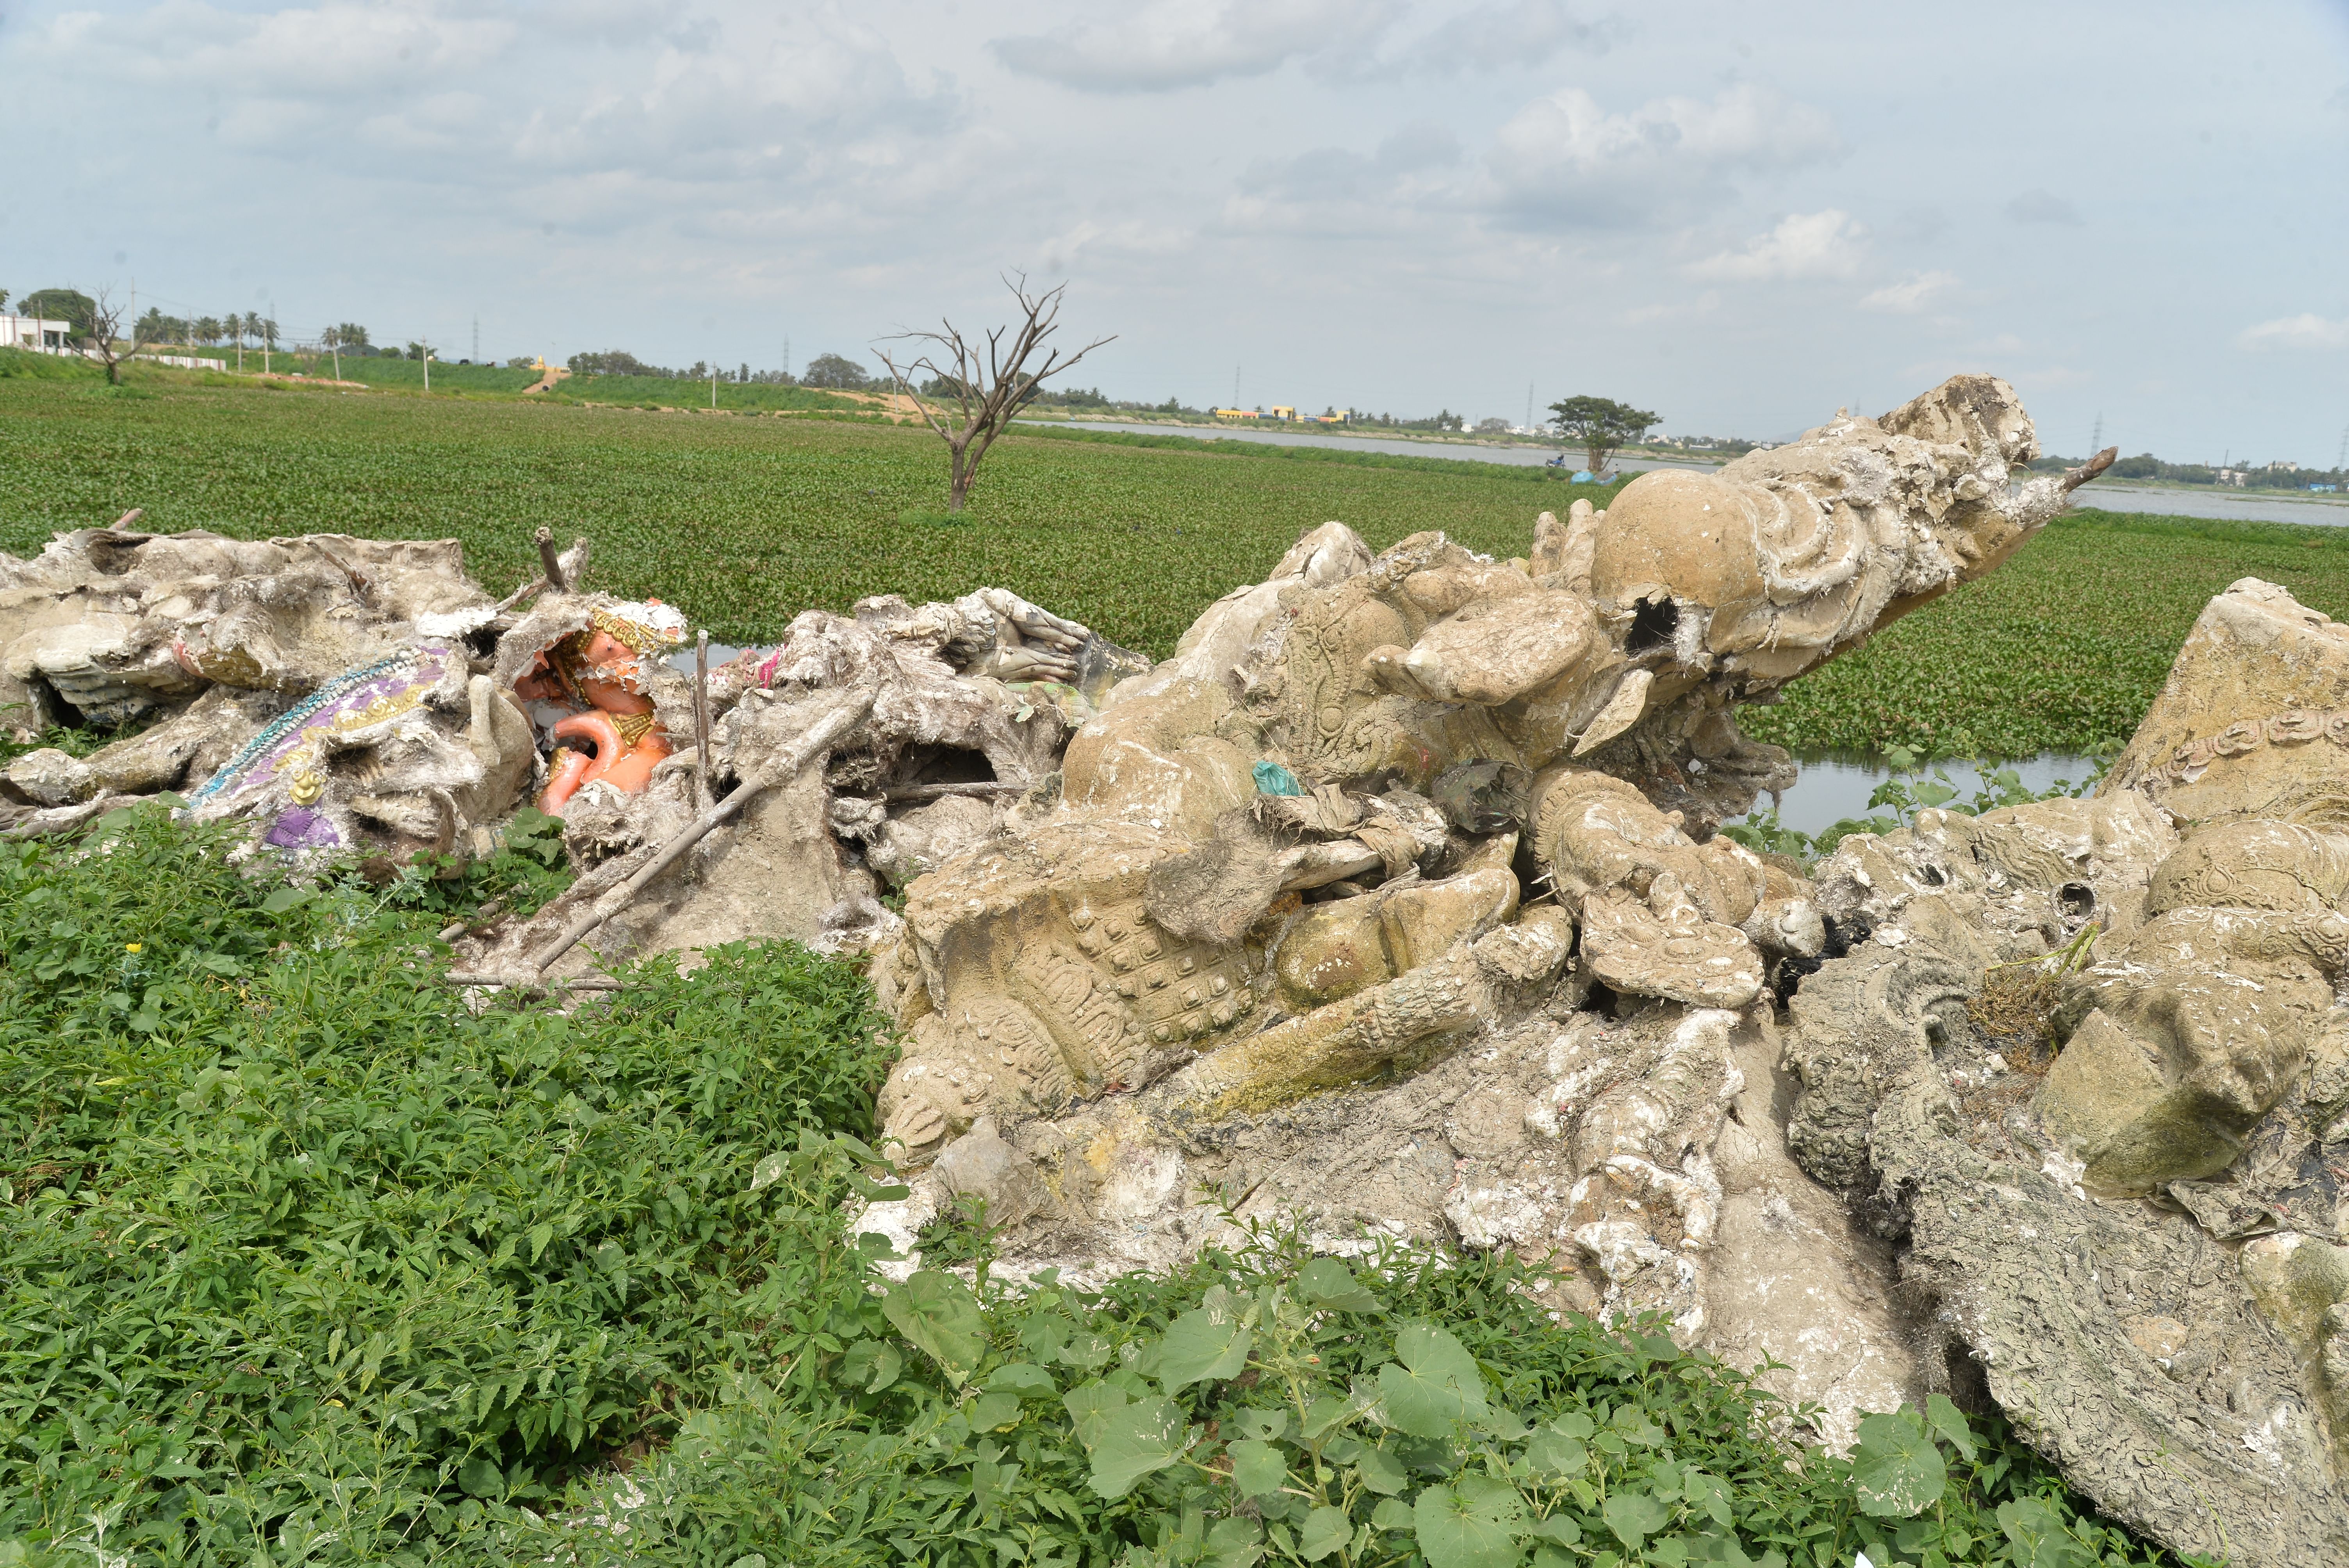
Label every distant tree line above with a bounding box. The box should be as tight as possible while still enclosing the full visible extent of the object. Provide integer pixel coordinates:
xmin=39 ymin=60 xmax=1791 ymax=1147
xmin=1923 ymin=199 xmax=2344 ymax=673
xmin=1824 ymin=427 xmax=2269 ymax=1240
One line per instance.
xmin=568 ymin=349 xmax=804 ymax=384
xmin=2027 ymin=452 xmax=2346 ymax=490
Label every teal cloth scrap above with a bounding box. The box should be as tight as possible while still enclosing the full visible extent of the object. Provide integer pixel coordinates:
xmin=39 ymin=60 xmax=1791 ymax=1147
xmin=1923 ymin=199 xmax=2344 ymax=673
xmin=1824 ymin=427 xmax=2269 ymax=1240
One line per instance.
xmin=1252 ymin=761 xmax=1302 ymax=796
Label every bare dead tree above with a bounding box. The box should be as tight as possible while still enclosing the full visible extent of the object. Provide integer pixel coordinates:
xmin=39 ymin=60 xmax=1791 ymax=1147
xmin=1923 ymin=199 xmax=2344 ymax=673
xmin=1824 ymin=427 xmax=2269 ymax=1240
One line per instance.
xmin=874 ymin=275 xmax=1113 ymax=514
xmin=80 ymin=287 xmax=148 ymax=387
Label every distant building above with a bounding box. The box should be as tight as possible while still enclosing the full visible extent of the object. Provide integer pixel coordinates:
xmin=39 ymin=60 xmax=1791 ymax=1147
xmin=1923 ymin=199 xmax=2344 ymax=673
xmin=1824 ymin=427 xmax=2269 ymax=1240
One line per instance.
xmin=0 ymin=314 xmax=75 ymax=350
xmin=1269 ymin=405 xmax=1296 ymax=421
xmin=1211 ymin=407 xmax=1260 ymax=419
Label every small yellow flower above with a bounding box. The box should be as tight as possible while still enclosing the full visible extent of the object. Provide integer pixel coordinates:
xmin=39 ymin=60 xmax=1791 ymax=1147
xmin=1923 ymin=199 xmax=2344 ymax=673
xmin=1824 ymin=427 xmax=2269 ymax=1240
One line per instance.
xmin=125 ymin=943 xmax=143 ymax=953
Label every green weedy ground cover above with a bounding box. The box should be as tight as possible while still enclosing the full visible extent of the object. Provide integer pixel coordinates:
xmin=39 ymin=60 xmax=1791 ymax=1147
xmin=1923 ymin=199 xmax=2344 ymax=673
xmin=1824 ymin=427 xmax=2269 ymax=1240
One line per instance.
xmin=0 ymin=785 xmax=2205 ymax=1565
xmin=0 ymin=802 xmax=898 ymax=1562
xmin=7 ymin=346 xmax=2346 ymax=759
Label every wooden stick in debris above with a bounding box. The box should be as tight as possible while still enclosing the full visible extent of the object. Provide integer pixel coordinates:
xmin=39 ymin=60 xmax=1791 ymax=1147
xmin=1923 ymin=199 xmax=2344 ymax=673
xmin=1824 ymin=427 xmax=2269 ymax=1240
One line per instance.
xmin=882 ymin=780 xmax=1023 ymax=802
xmin=446 ymin=971 xmax=624 ymax=992
xmin=305 ymin=538 xmax=371 ymax=600
xmin=535 ymin=526 xmax=570 ymax=593
xmin=692 ymin=630 xmax=713 ymax=812
xmin=494 ymin=536 xmax=592 ymax=612
xmin=113 ymin=508 xmax=145 ymax=529
xmin=528 ymin=687 xmax=876 ymax=976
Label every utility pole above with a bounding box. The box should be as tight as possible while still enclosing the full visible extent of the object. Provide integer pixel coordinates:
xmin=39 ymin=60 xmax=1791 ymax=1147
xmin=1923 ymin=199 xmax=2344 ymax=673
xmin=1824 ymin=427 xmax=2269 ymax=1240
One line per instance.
xmin=1524 ymin=380 xmax=1534 ymax=435
xmin=472 ymin=315 xmax=479 ymax=363
xmin=2337 ymin=423 xmax=2347 ymax=471
xmin=1233 ymin=365 xmax=1240 ymax=408
xmin=710 ymin=363 xmax=717 ymax=410
xmin=2090 ymin=412 xmax=2102 ymax=456
xmin=422 ymin=334 xmax=430 ymax=392
xmin=784 ymin=335 xmax=791 ymax=380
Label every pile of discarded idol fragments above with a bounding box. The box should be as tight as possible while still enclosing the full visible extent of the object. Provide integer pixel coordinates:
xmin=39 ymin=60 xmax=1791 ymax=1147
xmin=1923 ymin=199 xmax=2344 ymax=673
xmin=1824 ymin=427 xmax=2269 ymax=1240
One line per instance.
xmin=9 ymin=375 xmax=2349 ymax=1565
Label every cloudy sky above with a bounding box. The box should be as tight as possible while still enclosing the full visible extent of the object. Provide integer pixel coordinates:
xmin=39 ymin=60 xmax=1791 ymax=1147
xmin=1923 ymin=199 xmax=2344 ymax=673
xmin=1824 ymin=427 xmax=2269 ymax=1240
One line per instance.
xmin=5 ymin=0 xmax=2345 ymax=460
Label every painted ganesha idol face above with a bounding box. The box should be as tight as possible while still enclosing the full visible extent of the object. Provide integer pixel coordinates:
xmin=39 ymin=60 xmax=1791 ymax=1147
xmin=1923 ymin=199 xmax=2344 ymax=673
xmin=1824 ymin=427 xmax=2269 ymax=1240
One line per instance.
xmin=519 ymin=602 xmax=685 ymax=814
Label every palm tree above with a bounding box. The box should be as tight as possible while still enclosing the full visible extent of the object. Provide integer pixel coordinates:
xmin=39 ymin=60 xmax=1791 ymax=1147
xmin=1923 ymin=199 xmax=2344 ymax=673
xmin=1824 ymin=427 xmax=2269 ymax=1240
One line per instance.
xmin=241 ymin=312 xmax=262 ymax=372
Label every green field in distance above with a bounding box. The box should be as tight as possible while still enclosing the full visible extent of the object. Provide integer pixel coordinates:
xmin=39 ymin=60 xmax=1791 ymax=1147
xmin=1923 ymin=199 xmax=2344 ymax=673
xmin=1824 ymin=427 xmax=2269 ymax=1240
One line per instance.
xmin=7 ymin=349 xmax=2342 ymax=759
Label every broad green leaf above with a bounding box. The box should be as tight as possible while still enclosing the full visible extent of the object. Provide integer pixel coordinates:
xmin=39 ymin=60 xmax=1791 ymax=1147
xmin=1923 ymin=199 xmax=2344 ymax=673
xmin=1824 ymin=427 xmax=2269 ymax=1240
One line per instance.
xmin=261 ymin=887 xmax=312 ymax=915
xmin=1157 ymin=1306 xmax=1253 ymax=1393
xmin=1371 ymin=1497 xmax=1417 ymax=1533
xmin=1853 ymin=1411 xmax=1948 ymax=1518
xmin=1299 ymin=1505 xmax=1352 ymax=1561
xmin=1601 ymin=1489 xmax=1670 ymax=1550
xmin=1297 ymin=1256 xmax=1381 ymax=1312
xmin=1608 ymin=1405 xmax=1666 ymax=1446
xmin=1088 ymin=1395 xmax=1192 ymax=1499
xmin=1354 ymin=1445 xmax=1407 ymax=1495
xmin=1229 ymin=1406 xmax=1288 ymax=1441
xmin=969 ymin=1454 xmax=1019 ymax=1509
xmin=1996 ymin=1498 xmax=2097 ymax=1568
xmin=986 ymin=1361 xmax=1058 ymax=1399
xmin=1062 ymin=1380 xmax=1127 ymax=1449
xmin=1683 ymin=1469 xmax=1733 ymax=1528
xmin=1925 ymin=1393 xmax=1978 ymax=1462
xmin=457 ymin=1456 xmax=504 ymax=1499
xmin=1379 ymin=1359 xmax=1460 ymax=1437
xmin=1531 ymin=1514 xmax=1582 ymax=1545
xmin=1414 ymin=1474 xmax=1526 ymax=1568
xmin=1699 ymin=1539 xmax=1786 ymax=1568
xmin=1226 ymin=1438 xmax=1289 ymax=1498
xmin=1303 ymin=1379 xmax=1380 ymax=1438
xmin=1522 ymin=1428 xmax=1586 ymax=1479
xmin=1533 ymin=1550 xmax=1574 ymax=1568
xmin=968 ymin=1390 xmax=1021 ymax=1431
xmin=1397 ymin=1322 xmax=1485 ymax=1392
xmin=1059 ymin=1329 xmax=1114 ymax=1370
xmin=1207 ymin=1516 xmax=1265 ymax=1568
xmin=1549 ymin=1411 xmax=1595 ymax=1439
xmin=839 ymin=1339 xmax=901 ymax=1394
xmin=1378 ymin=1324 xmax=1488 ymax=1437
xmin=1018 ymin=1313 xmax=1071 ymax=1361
xmin=882 ymin=1270 xmax=986 ymax=1385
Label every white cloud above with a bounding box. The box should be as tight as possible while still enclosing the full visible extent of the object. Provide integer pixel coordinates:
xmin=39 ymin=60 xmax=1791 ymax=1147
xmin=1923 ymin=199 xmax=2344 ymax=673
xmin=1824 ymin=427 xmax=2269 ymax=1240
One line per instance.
xmin=989 ymin=0 xmax=1610 ymax=91
xmin=1413 ymin=0 xmax=1618 ymax=73
xmin=1485 ymin=84 xmax=1841 ymax=227
xmin=990 ymin=0 xmax=1402 ymax=93
xmin=2237 ymin=314 xmax=2349 ymax=350
xmin=1688 ymin=210 xmax=1866 ymax=281
xmin=2005 ymin=188 xmax=2082 ymax=225
xmin=1859 ymin=270 xmax=1958 ymax=314
xmin=1624 ymin=289 xmax=1720 ymax=325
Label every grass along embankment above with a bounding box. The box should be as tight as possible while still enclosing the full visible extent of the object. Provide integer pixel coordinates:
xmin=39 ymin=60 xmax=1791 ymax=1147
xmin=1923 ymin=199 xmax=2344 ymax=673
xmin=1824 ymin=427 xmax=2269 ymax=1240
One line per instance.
xmin=6 ymin=347 xmax=2344 ymax=759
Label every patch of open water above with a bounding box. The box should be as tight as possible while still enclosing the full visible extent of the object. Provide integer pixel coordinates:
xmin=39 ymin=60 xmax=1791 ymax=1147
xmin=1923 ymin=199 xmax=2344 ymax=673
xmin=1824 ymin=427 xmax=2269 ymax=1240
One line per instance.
xmin=1727 ymin=752 xmax=2104 ymax=837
